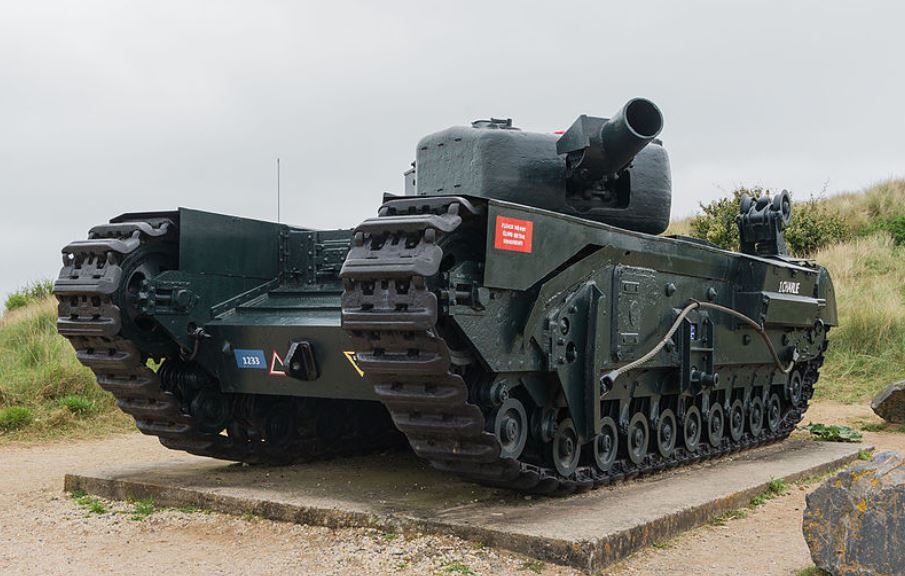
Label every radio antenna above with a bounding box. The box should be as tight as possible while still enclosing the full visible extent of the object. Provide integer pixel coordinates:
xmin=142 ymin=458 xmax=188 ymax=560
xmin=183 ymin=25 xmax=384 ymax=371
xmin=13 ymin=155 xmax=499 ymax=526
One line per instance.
xmin=276 ymin=157 xmax=281 ymax=223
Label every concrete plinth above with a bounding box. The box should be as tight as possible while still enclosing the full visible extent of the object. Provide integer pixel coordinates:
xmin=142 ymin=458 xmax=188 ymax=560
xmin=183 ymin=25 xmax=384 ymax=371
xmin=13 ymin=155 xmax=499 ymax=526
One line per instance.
xmin=66 ymin=440 xmax=865 ymax=574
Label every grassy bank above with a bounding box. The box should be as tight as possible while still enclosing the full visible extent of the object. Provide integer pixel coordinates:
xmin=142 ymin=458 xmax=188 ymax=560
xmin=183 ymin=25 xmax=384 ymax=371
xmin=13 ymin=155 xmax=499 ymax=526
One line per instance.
xmin=815 ymin=233 xmax=905 ymax=402
xmin=797 ymin=180 xmax=905 ymax=402
xmin=0 ymin=297 xmax=131 ymax=443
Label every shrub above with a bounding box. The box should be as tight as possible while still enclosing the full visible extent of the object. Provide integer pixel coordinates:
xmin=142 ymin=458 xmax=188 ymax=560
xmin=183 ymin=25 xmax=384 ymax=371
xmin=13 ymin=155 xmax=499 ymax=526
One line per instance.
xmin=784 ymin=196 xmax=851 ymax=256
xmin=860 ymin=215 xmax=905 ymax=246
xmin=0 ymin=406 xmax=34 ymax=431
xmin=689 ymin=187 xmax=850 ymax=256
xmin=4 ymin=280 xmax=54 ymax=313
xmin=688 ymin=187 xmax=754 ymax=251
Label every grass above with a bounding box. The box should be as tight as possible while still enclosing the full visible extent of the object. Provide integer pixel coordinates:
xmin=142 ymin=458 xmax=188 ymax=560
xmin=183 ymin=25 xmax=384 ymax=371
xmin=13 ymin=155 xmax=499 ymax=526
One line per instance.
xmin=803 ymin=180 xmax=905 ymax=402
xmin=519 ymin=559 xmax=545 ymax=573
xmin=855 ymin=421 xmax=905 ymax=433
xmin=0 ymin=297 xmax=132 ymax=443
xmin=813 ymin=231 xmax=905 ymax=403
xmin=70 ymin=489 xmax=107 ymax=515
xmin=750 ymin=478 xmax=788 ymax=508
xmin=708 ymin=478 xmax=790 ymax=528
xmin=58 ymin=394 xmax=95 ymax=415
xmin=859 ymin=422 xmax=887 ymax=432
xmin=710 ymin=508 xmax=748 ymax=526
xmin=0 ymin=406 xmax=34 ymax=430
xmin=128 ymin=497 xmax=156 ymax=521
xmin=68 ymin=490 xmax=206 ymax=520
xmin=796 ymin=567 xmax=831 ymax=576
xmin=441 ymin=561 xmax=475 ymax=575
xmin=665 ymin=217 xmax=692 ymax=237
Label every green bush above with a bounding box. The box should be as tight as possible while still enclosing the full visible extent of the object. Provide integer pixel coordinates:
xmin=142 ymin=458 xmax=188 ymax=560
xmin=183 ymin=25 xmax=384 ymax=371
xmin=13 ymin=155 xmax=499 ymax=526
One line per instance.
xmin=4 ymin=280 xmax=54 ymax=313
xmin=0 ymin=406 xmax=34 ymax=431
xmin=689 ymin=187 xmax=850 ymax=256
xmin=688 ymin=188 xmax=753 ymax=251
xmin=784 ymin=197 xmax=852 ymax=256
xmin=861 ymin=215 xmax=905 ymax=246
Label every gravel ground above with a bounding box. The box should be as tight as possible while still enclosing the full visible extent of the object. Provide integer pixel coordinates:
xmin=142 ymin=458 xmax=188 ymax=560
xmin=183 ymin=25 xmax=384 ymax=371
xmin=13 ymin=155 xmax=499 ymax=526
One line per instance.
xmin=0 ymin=399 xmax=900 ymax=576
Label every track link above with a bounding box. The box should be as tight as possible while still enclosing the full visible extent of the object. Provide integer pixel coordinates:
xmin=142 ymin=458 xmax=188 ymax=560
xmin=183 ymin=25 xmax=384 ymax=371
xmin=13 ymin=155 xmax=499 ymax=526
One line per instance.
xmin=56 ymin=216 xmax=398 ymax=464
xmin=341 ymin=197 xmax=823 ymax=494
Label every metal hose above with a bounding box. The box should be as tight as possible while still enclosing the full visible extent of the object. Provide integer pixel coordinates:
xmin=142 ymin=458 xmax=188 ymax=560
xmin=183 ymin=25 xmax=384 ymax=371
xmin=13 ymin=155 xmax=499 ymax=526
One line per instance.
xmin=600 ymin=300 xmax=796 ymax=388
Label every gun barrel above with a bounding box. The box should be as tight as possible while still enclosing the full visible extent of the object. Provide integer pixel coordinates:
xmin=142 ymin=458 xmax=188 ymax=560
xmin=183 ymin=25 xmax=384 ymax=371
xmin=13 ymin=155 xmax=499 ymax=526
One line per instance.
xmin=598 ymin=98 xmax=663 ymax=174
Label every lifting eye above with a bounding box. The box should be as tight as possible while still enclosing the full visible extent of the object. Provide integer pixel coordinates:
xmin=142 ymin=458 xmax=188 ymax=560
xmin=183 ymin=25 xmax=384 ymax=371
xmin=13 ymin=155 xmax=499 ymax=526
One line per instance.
xmin=559 ymin=317 xmax=570 ymax=335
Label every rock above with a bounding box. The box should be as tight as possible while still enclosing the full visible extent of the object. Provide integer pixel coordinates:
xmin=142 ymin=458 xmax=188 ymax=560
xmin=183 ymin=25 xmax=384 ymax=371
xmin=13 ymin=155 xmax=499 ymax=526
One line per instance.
xmin=871 ymin=380 xmax=905 ymax=423
xmin=802 ymin=451 xmax=905 ymax=576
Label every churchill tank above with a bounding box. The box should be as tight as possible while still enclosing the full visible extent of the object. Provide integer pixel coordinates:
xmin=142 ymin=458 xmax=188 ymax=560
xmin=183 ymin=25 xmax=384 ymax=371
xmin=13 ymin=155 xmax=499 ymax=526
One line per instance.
xmin=55 ymin=98 xmax=836 ymax=494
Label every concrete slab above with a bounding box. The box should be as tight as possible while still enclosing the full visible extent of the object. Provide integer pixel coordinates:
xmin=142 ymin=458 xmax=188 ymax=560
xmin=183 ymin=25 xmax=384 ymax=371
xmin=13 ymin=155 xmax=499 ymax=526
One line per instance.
xmin=66 ymin=439 xmax=866 ymax=574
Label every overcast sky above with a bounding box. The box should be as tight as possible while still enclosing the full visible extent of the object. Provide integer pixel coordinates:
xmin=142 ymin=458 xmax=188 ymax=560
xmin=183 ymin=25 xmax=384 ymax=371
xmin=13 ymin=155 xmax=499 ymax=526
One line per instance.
xmin=1 ymin=1 xmax=903 ymax=303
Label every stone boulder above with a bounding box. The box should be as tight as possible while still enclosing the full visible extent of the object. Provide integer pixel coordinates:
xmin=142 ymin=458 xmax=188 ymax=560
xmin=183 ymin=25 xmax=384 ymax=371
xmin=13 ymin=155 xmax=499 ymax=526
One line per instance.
xmin=871 ymin=380 xmax=905 ymax=424
xmin=802 ymin=451 xmax=905 ymax=576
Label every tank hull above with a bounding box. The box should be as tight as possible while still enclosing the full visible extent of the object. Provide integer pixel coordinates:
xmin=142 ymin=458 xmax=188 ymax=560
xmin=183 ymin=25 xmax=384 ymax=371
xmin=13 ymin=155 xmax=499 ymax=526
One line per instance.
xmin=339 ymin=195 xmax=834 ymax=493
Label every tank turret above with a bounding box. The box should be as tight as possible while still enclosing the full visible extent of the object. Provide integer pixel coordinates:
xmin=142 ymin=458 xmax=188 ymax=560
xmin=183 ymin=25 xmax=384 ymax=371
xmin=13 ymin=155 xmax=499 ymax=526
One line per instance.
xmin=404 ymin=98 xmax=672 ymax=234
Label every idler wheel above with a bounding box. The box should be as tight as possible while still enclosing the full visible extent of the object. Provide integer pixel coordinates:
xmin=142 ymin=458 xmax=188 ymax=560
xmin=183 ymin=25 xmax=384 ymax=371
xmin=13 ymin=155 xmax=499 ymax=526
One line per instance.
xmin=494 ymin=398 xmax=528 ymax=460
xmin=189 ymin=388 xmax=232 ymax=434
xmin=767 ymin=393 xmax=782 ymax=433
xmin=707 ymin=403 xmax=725 ymax=448
xmin=729 ymin=400 xmax=745 ymax=442
xmin=626 ymin=412 xmax=649 ymax=465
xmin=683 ymin=405 xmax=702 ymax=452
xmin=550 ymin=418 xmax=581 ymax=477
xmin=749 ymin=396 xmax=765 ymax=437
xmin=594 ymin=416 xmax=619 ymax=472
xmin=116 ymin=245 xmax=178 ymax=356
xmin=788 ymin=371 xmax=804 ymax=408
xmin=656 ymin=409 xmax=677 ymax=458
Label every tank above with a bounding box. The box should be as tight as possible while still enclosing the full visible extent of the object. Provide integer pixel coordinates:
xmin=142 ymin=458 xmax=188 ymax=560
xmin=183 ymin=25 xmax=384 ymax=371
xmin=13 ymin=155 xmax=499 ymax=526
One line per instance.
xmin=339 ymin=98 xmax=836 ymax=493
xmin=55 ymin=98 xmax=836 ymax=494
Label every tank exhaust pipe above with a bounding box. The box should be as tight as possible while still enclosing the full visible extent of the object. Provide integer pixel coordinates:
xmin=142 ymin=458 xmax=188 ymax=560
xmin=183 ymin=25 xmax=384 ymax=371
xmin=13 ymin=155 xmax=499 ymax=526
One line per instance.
xmin=557 ymin=98 xmax=664 ymax=184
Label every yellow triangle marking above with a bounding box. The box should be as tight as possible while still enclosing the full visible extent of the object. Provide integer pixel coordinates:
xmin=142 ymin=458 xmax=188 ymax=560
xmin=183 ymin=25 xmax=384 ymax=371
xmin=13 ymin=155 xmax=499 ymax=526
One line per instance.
xmin=343 ymin=351 xmax=365 ymax=377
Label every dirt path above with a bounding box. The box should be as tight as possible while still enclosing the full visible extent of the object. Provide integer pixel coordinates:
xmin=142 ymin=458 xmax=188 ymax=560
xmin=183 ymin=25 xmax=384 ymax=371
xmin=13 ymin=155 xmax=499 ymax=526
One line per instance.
xmin=0 ymin=400 xmax=900 ymax=576
xmin=606 ymin=401 xmax=905 ymax=576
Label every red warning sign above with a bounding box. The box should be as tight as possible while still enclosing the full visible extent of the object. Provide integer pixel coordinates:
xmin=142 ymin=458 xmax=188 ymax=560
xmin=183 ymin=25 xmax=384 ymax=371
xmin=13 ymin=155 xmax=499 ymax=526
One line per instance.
xmin=494 ymin=215 xmax=534 ymax=253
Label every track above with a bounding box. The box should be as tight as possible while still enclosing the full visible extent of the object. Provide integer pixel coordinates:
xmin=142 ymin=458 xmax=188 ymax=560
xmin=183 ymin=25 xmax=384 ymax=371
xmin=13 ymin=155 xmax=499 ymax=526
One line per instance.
xmin=55 ymin=216 xmax=399 ymax=464
xmin=340 ymin=197 xmax=824 ymax=494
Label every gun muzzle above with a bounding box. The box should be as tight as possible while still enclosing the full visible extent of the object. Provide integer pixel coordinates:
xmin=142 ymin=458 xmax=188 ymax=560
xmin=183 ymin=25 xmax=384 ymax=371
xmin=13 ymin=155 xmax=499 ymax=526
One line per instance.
xmin=556 ymin=98 xmax=664 ymax=181
xmin=599 ymin=98 xmax=663 ymax=174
